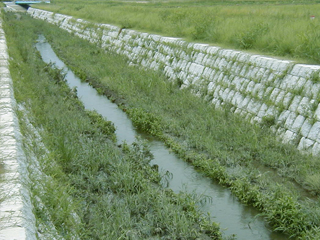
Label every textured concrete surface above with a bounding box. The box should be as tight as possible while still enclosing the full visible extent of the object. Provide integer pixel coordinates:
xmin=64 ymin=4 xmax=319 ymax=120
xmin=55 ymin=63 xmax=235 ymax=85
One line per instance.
xmin=0 ymin=16 xmax=36 ymax=240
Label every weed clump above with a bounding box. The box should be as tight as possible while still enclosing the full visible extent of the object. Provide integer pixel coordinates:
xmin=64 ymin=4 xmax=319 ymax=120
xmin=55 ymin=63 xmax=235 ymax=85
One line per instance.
xmin=127 ymin=107 xmax=163 ymax=137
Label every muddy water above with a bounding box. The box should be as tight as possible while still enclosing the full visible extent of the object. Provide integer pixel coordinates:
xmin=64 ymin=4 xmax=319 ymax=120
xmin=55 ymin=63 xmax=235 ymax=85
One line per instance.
xmin=36 ymin=35 xmax=289 ymax=240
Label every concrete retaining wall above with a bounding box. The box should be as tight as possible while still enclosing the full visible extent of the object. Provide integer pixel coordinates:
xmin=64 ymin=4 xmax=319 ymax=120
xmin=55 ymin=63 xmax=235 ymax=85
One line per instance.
xmin=28 ymin=8 xmax=320 ymax=155
xmin=0 ymin=16 xmax=36 ymax=240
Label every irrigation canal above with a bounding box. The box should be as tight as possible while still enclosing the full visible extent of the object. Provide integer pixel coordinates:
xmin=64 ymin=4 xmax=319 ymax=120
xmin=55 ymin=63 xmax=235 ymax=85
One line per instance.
xmin=35 ymin=35 xmax=288 ymax=240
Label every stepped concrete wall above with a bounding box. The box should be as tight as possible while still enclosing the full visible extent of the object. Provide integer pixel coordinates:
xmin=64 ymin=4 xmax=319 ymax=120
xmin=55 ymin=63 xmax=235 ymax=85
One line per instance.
xmin=0 ymin=16 xmax=36 ymax=240
xmin=28 ymin=8 xmax=320 ymax=155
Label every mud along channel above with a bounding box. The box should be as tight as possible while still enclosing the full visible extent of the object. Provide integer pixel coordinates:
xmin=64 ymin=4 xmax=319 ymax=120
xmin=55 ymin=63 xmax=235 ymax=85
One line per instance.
xmin=35 ymin=35 xmax=289 ymax=239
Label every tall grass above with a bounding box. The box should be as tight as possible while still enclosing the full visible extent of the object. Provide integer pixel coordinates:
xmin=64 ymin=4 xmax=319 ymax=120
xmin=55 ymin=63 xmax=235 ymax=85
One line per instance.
xmin=33 ymin=11 xmax=320 ymax=237
xmin=38 ymin=0 xmax=320 ymax=63
xmin=3 ymin=12 xmax=221 ymax=239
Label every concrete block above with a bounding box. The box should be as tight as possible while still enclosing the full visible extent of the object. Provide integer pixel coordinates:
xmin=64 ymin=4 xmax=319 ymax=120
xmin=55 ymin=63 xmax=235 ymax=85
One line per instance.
xmin=261 ymin=57 xmax=274 ymax=69
xmin=193 ymin=43 xmax=209 ymax=53
xmin=189 ymin=63 xmax=205 ymax=76
xmin=267 ymin=72 xmax=276 ymax=82
xmin=227 ymin=89 xmax=236 ymax=101
xmin=294 ymin=77 xmax=307 ymax=91
xmin=299 ymin=64 xmax=320 ymax=78
xmin=249 ymin=67 xmax=259 ymax=79
xmin=255 ymin=68 xmax=265 ymax=80
xmin=274 ymin=90 xmax=286 ymax=106
xmin=297 ymin=137 xmax=314 ymax=151
xmin=195 ymin=53 xmax=205 ymax=65
xmin=266 ymin=105 xmax=278 ymax=117
xmin=203 ymin=67 xmax=213 ymax=79
xmin=257 ymin=103 xmax=268 ymax=118
xmin=237 ymin=52 xmax=250 ymax=62
xmin=206 ymin=46 xmax=221 ymax=56
xmin=280 ymin=75 xmax=299 ymax=90
xmin=191 ymin=76 xmax=201 ymax=85
xmin=282 ymin=130 xmax=297 ymax=144
xmin=213 ymin=85 xmax=222 ymax=98
xmin=232 ymin=76 xmax=242 ymax=89
xmin=219 ymin=49 xmax=234 ymax=60
xmin=221 ymin=88 xmax=230 ymax=101
xmin=207 ymin=82 xmax=215 ymax=93
xmin=231 ymin=92 xmax=244 ymax=106
xmin=283 ymin=92 xmax=294 ymax=108
xmin=311 ymin=83 xmax=320 ymax=99
xmin=274 ymin=60 xmax=292 ymax=73
xmin=239 ymin=79 xmax=250 ymax=92
xmin=312 ymin=142 xmax=320 ymax=155
xmin=313 ymin=104 xmax=320 ymax=121
xmin=302 ymin=80 xmax=313 ymax=98
xmin=308 ymin=121 xmax=320 ymax=141
xmin=248 ymin=55 xmax=260 ymax=66
xmin=218 ymin=58 xmax=228 ymax=69
xmin=277 ymin=110 xmax=290 ymax=125
xmin=288 ymin=95 xmax=302 ymax=112
xmin=269 ymin=88 xmax=280 ymax=102
xmin=291 ymin=115 xmax=305 ymax=133
xmin=296 ymin=97 xmax=311 ymax=116
xmin=232 ymin=63 xmax=242 ymax=75
xmin=284 ymin=111 xmax=297 ymax=129
xmin=245 ymin=81 xmax=255 ymax=93
xmin=239 ymin=65 xmax=249 ymax=76
xmin=264 ymin=86 xmax=274 ymax=96
xmin=291 ymin=64 xmax=304 ymax=76
xmin=247 ymin=99 xmax=261 ymax=115
xmin=252 ymin=83 xmax=264 ymax=98
xmin=300 ymin=119 xmax=313 ymax=138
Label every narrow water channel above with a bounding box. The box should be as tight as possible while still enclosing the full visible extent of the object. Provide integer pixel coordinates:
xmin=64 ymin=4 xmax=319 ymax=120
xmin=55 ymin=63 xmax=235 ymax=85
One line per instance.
xmin=35 ymin=35 xmax=289 ymax=240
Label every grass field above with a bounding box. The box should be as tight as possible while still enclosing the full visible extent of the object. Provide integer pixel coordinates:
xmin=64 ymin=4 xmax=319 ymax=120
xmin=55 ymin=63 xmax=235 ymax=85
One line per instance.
xmin=37 ymin=0 xmax=320 ymax=64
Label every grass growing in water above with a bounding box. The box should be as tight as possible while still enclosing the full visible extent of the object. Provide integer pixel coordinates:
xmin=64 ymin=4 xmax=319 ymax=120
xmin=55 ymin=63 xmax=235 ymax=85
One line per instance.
xmin=37 ymin=0 xmax=320 ymax=64
xmin=29 ymin=12 xmax=320 ymax=238
xmin=3 ymin=12 xmax=222 ymax=239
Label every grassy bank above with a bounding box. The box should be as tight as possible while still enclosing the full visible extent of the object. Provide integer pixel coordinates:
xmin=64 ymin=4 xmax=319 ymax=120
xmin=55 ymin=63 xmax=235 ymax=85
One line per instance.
xmin=26 ymin=11 xmax=320 ymax=238
xmin=37 ymin=0 xmax=320 ymax=64
xmin=3 ymin=12 xmax=222 ymax=239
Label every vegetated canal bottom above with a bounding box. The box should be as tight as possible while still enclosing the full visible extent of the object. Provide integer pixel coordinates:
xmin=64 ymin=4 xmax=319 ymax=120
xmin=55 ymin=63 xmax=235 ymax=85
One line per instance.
xmin=35 ymin=35 xmax=288 ymax=240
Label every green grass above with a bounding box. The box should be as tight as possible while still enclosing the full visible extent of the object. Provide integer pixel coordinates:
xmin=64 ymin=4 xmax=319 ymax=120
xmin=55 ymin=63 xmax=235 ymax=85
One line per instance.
xmin=37 ymin=0 xmax=320 ymax=64
xmin=3 ymin=12 xmax=221 ymax=239
xmin=28 ymin=11 xmax=320 ymax=238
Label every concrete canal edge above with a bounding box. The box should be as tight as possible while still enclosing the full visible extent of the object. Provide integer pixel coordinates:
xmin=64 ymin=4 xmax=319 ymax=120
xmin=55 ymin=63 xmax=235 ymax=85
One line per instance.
xmin=28 ymin=7 xmax=320 ymax=156
xmin=0 ymin=15 xmax=36 ymax=240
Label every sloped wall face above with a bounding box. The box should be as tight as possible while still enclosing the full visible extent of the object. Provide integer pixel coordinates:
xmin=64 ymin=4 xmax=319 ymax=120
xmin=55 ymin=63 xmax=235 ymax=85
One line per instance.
xmin=0 ymin=16 xmax=36 ymax=240
xmin=28 ymin=8 xmax=320 ymax=155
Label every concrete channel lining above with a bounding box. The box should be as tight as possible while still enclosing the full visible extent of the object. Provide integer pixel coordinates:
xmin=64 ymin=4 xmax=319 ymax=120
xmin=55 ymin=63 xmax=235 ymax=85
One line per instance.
xmin=0 ymin=16 xmax=36 ymax=240
xmin=27 ymin=7 xmax=320 ymax=156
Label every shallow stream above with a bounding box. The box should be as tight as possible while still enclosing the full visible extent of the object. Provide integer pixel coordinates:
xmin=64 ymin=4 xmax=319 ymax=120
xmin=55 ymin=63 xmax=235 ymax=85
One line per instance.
xmin=36 ymin=35 xmax=289 ymax=240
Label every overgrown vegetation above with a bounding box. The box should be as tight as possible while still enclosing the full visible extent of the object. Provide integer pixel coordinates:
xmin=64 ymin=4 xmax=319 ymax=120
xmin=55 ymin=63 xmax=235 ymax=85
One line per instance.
xmin=3 ymin=12 xmax=222 ymax=239
xmin=37 ymin=0 xmax=320 ymax=64
xmin=26 ymin=12 xmax=320 ymax=238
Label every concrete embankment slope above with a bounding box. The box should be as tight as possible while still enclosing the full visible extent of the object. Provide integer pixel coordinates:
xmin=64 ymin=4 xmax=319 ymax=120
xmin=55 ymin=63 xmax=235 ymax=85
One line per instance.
xmin=28 ymin=8 xmax=320 ymax=155
xmin=0 ymin=15 xmax=36 ymax=240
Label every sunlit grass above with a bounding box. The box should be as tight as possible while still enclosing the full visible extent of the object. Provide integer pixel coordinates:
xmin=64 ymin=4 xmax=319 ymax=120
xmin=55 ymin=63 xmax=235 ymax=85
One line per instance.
xmin=36 ymin=0 xmax=320 ymax=63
